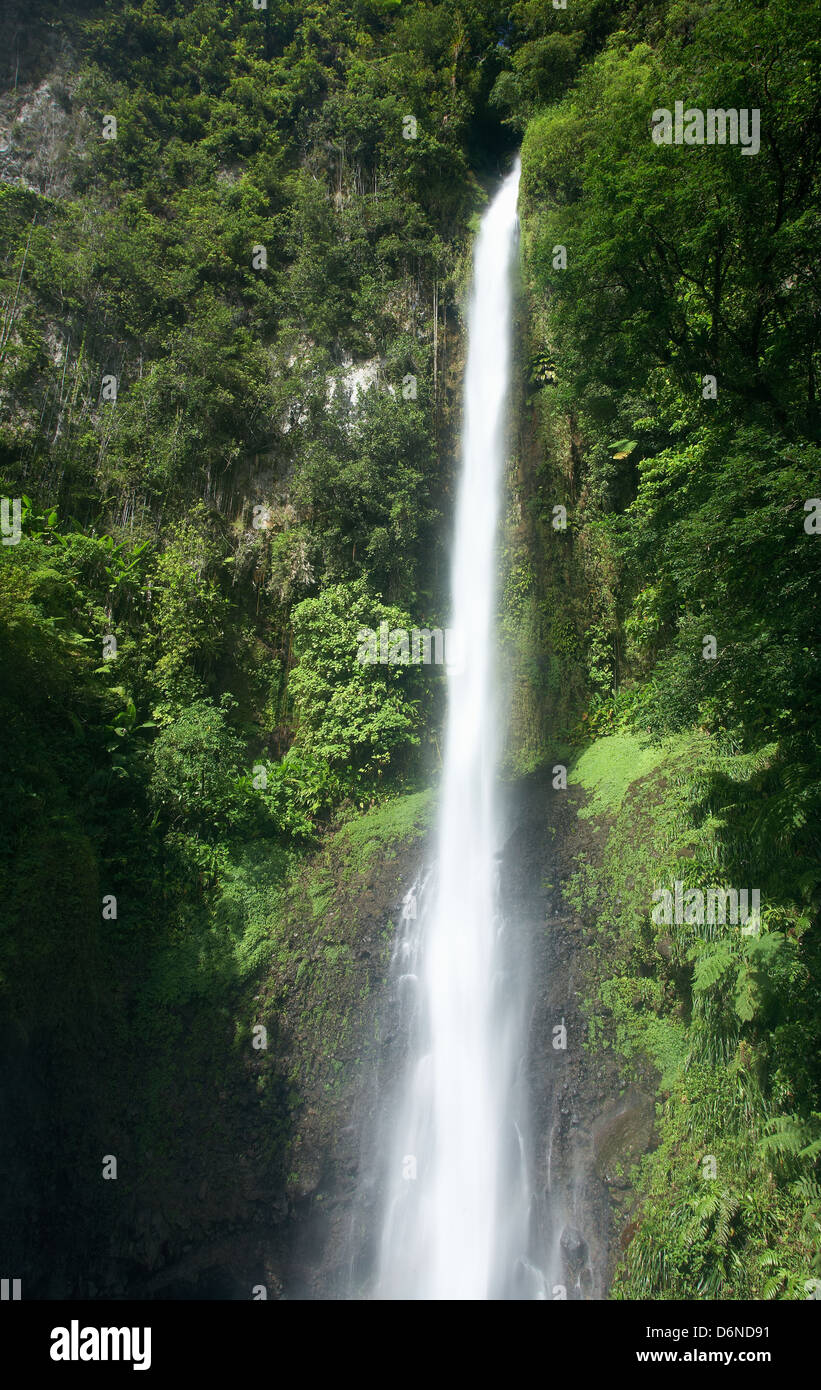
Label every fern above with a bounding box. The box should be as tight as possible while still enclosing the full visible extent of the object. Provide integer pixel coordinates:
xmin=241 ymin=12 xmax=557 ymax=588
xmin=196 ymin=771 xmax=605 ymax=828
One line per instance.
xmin=691 ymin=941 xmax=735 ymax=992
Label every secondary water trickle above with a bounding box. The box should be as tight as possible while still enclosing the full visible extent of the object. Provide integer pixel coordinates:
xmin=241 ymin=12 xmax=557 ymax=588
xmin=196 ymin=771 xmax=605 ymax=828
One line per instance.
xmin=376 ymin=162 xmax=534 ymax=1299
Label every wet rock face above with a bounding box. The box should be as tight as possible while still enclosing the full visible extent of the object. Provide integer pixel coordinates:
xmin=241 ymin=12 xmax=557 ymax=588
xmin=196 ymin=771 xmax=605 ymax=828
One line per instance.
xmin=498 ymin=765 xmax=658 ymax=1300
xmin=117 ymin=764 xmax=656 ymax=1301
xmin=292 ymin=769 xmax=659 ymax=1302
xmin=560 ymin=1225 xmax=588 ymax=1272
xmin=11 ymin=764 xmax=655 ymax=1302
xmin=593 ymin=1092 xmax=656 ymax=1191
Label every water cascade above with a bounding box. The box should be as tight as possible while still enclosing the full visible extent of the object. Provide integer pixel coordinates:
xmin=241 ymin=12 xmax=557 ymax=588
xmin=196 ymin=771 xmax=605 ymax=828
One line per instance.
xmin=376 ymin=162 xmax=536 ymax=1299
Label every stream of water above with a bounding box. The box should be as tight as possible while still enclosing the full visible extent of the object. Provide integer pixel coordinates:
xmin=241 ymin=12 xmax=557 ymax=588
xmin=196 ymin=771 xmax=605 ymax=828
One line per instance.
xmin=376 ymin=163 xmax=536 ymax=1299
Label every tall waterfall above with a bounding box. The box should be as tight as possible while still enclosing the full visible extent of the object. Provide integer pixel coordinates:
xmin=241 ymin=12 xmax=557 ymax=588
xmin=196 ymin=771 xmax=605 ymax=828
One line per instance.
xmin=376 ymin=163 xmax=532 ymax=1300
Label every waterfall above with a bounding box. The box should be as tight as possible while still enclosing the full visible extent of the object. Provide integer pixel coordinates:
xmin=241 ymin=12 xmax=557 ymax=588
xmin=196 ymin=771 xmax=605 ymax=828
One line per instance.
xmin=376 ymin=162 xmax=532 ymax=1300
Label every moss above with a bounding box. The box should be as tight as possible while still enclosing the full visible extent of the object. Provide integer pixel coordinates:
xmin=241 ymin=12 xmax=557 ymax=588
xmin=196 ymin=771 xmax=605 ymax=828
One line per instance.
xmin=568 ymin=732 xmax=691 ymax=819
xmin=334 ymin=788 xmax=434 ymax=871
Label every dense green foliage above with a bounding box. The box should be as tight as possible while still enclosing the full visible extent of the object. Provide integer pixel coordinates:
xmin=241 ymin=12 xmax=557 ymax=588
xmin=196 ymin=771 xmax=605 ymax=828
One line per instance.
xmin=1 ymin=0 xmax=509 ymax=1002
xmin=567 ymin=735 xmax=820 ymax=1297
xmin=516 ymin=0 xmax=821 ymax=1298
xmin=0 ymin=0 xmax=518 ymax=1292
xmin=1 ymin=0 xmax=818 ymax=1299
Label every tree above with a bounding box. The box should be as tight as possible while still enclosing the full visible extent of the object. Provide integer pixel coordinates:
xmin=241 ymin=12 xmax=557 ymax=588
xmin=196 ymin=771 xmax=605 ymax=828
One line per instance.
xmin=288 ymin=579 xmax=427 ymax=795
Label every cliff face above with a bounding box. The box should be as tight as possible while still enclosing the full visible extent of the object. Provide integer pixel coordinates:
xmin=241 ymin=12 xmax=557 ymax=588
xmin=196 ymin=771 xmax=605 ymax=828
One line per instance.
xmin=5 ymin=0 xmax=817 ymax=1305
xmin=272 ymin=361 xmax=668 ymax=1302
xmin=497 ymin=367 xmax=661 ymax=1296
xmin=0 ymin=55 xmax=642 ymax=1288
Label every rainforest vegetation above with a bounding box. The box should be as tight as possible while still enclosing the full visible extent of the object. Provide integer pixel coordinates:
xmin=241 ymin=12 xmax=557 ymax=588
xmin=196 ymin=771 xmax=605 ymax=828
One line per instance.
xmin=0 ymin=0 xmax=819 ymax=1298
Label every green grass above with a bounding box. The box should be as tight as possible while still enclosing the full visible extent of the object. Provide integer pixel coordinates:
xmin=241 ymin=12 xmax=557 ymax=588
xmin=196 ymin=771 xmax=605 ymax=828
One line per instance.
xmin=568 ymin=732 xmax=690 ymax=819
xmin=334 ymin=788 xmax=434 ymax=871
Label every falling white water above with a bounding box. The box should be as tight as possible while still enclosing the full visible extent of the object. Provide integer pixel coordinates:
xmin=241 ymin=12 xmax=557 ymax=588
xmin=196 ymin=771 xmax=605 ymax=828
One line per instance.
xmin=377 ymin=163 xmax=531 ymax=1300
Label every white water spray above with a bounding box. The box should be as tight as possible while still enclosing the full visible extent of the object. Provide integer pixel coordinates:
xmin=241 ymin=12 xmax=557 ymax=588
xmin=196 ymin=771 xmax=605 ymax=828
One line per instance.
xmin=377 ymin=163 xmax=531 ymax=1299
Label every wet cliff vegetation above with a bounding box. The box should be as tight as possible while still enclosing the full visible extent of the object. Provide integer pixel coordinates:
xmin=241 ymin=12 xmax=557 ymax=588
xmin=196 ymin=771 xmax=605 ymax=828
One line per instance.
xmin=511 ymin=0 xmax=821 ymax=1297
xmin=1 ymin=0 xmax=819 ymax=1297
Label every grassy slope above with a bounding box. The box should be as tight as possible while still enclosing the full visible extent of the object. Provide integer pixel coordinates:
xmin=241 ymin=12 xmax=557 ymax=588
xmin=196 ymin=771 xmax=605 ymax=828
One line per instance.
xmin=564 ymin=733 xmax=818 ymax=1299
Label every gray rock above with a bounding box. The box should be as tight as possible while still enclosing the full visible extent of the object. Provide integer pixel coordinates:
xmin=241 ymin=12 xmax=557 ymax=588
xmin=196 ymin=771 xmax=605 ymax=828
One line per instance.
xmin=560 ymin=1225 xmax=588 ymax=1271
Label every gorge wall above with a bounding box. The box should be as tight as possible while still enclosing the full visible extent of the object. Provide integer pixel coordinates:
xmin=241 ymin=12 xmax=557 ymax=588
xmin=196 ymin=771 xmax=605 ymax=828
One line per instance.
xmin=2 ymin=0 xmax=818 ymax=1304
